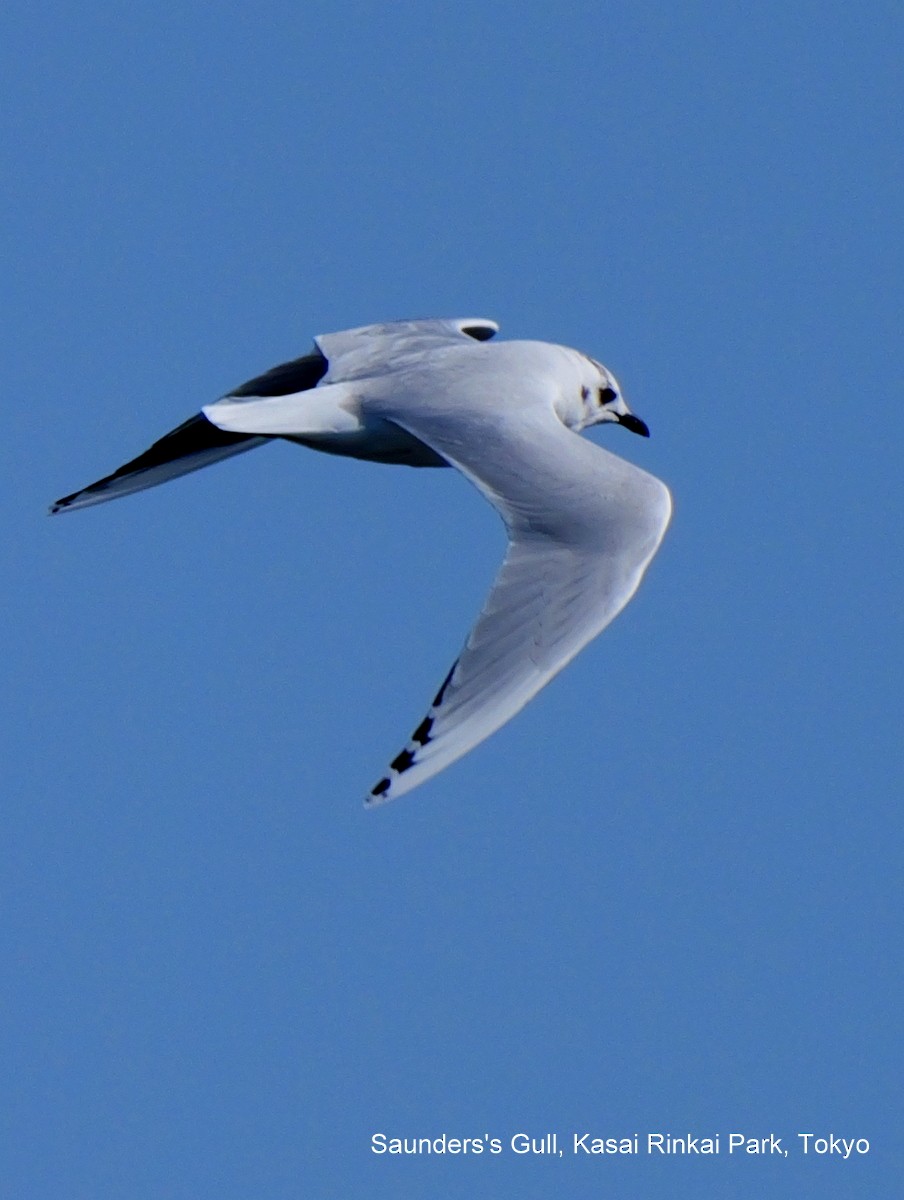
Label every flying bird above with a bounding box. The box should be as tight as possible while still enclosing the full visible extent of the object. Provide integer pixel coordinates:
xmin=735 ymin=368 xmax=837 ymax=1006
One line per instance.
xmin=52 ymin=318 xmax=671 ymax=804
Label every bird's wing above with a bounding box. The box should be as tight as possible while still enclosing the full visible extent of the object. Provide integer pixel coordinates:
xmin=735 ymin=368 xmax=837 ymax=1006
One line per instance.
xmin=203 ymin=320 xmax=500 ymax=437
xmin=314 ymin=317 xmax=498 ymax=382
xmin=50 ymin=414 xmax=268 ymax=514
xmin=363 ymin=398 xmax=671 ymax=805
xmin=50 ymin=350 xmax=328 ymax=514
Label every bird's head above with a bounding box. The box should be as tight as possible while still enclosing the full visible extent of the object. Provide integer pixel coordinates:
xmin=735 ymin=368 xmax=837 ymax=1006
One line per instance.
xmin=572 ymin=354 xmax=650 ymax=437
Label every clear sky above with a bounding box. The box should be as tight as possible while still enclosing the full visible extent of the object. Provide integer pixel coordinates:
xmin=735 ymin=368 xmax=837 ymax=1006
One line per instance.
xmin=3 ymin=1 xmax=901 ymax=1197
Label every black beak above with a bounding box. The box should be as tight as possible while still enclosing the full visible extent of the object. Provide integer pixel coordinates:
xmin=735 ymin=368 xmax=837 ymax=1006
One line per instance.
xmin=617 ymin=412 xmax=650 ymax=438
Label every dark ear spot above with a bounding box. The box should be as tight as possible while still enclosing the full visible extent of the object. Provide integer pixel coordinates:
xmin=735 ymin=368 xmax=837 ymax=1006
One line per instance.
xmin=461 ymin=324 xmax=496 ymax=342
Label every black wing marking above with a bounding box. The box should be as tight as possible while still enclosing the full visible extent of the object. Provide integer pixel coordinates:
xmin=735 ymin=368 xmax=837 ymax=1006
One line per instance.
xmin=460 ymin=323 xmax=497 ymax=342
xmin=50 ymin=413 xmax=264 ymax=513
xmin=51 ymin=350 xmax=330 ymax=513
xmin=365 ymin=661 xmax=457 ymax=806
xmin=227 ymin=349 xmax=328 ymax=398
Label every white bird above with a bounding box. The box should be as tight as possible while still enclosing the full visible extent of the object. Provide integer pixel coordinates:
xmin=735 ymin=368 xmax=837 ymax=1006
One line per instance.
xmin=52 ymin=318 xmax=671 ymax=805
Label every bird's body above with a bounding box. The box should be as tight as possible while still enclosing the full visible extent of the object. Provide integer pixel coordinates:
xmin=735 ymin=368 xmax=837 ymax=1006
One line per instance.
xmin=53 ymin=317 xmax=671 ymax=804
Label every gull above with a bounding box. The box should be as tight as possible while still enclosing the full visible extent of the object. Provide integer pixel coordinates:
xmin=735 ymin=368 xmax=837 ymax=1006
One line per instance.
xmin=52 ymin=317 xmax=671 ymax=805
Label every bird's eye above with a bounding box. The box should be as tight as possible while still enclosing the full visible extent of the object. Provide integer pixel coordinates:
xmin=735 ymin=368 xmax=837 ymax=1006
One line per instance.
xmin=598 ymin=386 xmax=618 ymax=404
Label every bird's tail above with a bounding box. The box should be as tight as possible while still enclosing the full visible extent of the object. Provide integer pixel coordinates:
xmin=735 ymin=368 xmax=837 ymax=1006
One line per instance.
xmin=50 ymin=413 xmax=266 ymax=514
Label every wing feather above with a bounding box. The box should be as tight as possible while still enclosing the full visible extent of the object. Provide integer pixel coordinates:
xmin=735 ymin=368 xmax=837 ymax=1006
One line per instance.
xmin=365 ymin=402 xmax=671 ymax=804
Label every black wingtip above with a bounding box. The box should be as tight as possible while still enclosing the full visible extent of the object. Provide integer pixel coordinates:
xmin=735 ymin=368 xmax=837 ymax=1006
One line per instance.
xmin=365 ymin=776 xmax=393 ymax=807
xmin=461 ymin=324 xmax=497 ymax=342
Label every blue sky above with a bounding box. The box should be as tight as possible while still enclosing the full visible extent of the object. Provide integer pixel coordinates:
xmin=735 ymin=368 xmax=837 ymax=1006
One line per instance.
xmin=3 ymin=1 xmax=901 ymax=1196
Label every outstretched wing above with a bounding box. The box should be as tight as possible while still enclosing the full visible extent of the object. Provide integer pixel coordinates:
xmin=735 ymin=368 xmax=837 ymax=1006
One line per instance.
xmin=50 ymin=351 xmax=327 ymax=514
xmin=50 ymin=414 xmax=267 ymax=514
xmin=365 ymin=403 xmax=671 ymax=805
